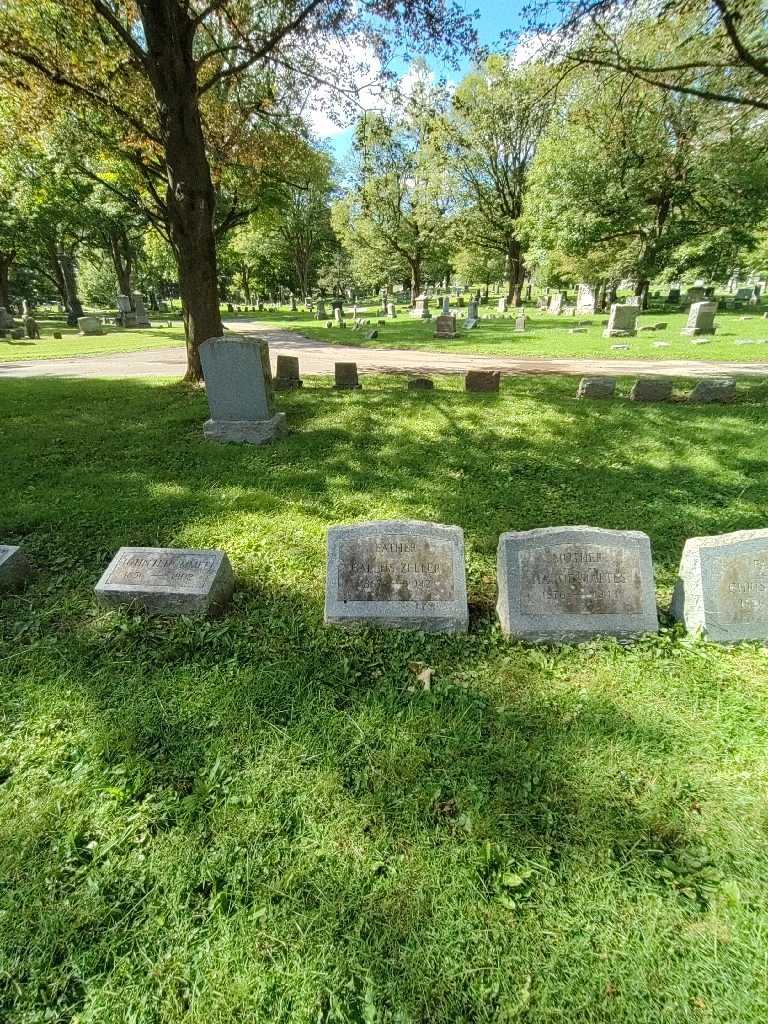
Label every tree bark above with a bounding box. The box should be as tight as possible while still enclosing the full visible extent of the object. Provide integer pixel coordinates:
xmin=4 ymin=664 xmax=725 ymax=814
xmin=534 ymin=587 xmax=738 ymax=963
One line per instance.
xmin=57 ymin=253 xmax=84 ymax=326
xmin=109 ymin=229 xmax=133 ymax=301
xmin=140 ymin=1 xmax=222 ymax=382
xmin=0 ymin=251 xmax=13 ymax=309
xmin=506 ymin=240 xmax=526 ymax=305
xmin=409 ymin=259 xmax=422 ymax=305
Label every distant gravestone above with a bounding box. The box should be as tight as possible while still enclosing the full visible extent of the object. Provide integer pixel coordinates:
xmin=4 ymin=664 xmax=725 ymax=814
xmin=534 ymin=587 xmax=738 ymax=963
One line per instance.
xmin=577 ymin=377 xmax=615 ymax=399
xmin=435 ymin=314 xmax=457 ymax=339
xmin=131 ymin=292 xmax=150 ymax=326
xmin=548 ymin=292 xmax=564 ymax=315
xmin=465 ymin=370 xmax=500 ymax=393
xmin=200 ymin=336 xmax=287 ymax=444
xmin=442 ymin=296 xmax=451 ymax=315
xmin=514 ymin=315 xmax=526 ymax=333
xmin=465 ymin=318 xmax=478 ymax=330
xmin=387 ymin=302 xmax=396 ymax=318
xmin=652 ymin=341 xmax=670 ymax=348
xmin=734 ymin=288 xmax=752 ymax=301
xmin=630 ymin=378 xmax=673 ymax=402
xmin=670 ymin=529 xmax=768 ymax=642
xmin=0 ymin=545 xmax=31 ymax=592
xmin=603 ymin=304 xmax=638 ymax=337
xmin=334 ymin=362 xmax=361 ymax=389
xmin=412 ymin=295 xmax=431 ymax=319
xmin=576 ymin=284 xmax=596 ymax=314
xmin=498 ymin=297 xmax=508 ymax=313
xmin=334 ymin=307 xmax=343 ymax=324
xmin=95 ymin=547 xmax=234 ymax=617
xmin=497 ymin=526 xmax=658 ymax=642
xmin=315 ymin=300 xmax=327 ymax=320
xmin=24 ymin=316 xmax=40 ymax=339
xmin=466 ymin=300 xmax=479 ymax=321
xmin=116 ymin=294 xmax=137 ymax=327
xmin=274 ymin=354 xmax=303 ymax=390
xmin=686 ymin=287 xmax=706 ymax=304
xmin=666 ymin=288 xmax=680 ymax=304
xmin=324 ymin=520 xmax=468 ymax=633
xmin=77 ymin=316 xmax=103 ymax=336
xmin=408 ymin=377 xmax=434 ymax=391
xmin=681 ymin=301 xmax=717 ymax=336
xmin=569 ymin=327 xmax=587 ymax=335
xmin=686 ymin=378 xmax=736 ymax=404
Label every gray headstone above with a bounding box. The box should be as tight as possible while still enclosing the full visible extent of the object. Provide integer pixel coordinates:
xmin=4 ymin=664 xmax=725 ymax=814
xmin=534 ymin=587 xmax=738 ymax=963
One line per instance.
xmin=465 ymin=370 xmax=500 ymax=393
xmin=325 ymin=520 xmax=468 ymax=633
xmin=467 ymin=301 xmax=479 ymax=320
xmin=577 ymin=377 xmax=616 ymax=399
xmin=334 ymin=362 xmax=361 ymax=389
xmin=652 ymin=341 xmax=670 ymax=348
xmin=670 ymin=529 xmax=768 ymax=642
xmin=412 ymin=295 xmax=431 ymax=319
xmin=686 ymin=378 xmax=736 ymax=403
xmin=435 ymin=314 xmax=457 ymax=339
xmin=442 ymin=296 xmax=451 ymax=315
xmin=548 ymin=292 xmax=564 ymax=315
xmin=131 ymin=292 xmax=150 ymax=326
xmin=681 ymin=301 xmax=717 ymax=336
xmin=686 ymin=287 xmax=706 ymax=304
xmin=95 ymin=547 xmax=234 ymax=617
xmin=116 ymin=294 xmax=132 ymax=313
xmin=274 ymin=354 xmax=302 ymax=390
xmin=315 ymin=301 xmax=327 ymax=320
xmin=653 ymin=322 xmax=668 ymax=330
xmin=408 ymin=377 xmax=434 ymax=391
xmin=496 ymin=526 xmax=658 ymax=642
xmin=497 ymin=297 xmax=508 ymax=313
xmin=514 ymin=316 xmax=526 ymax=333
xmin=77 ymin=316 xmax=103 ymax=336
xmin=465 ymin=318 xmax=478 ymax=330
xmin=387 ymin=302 xmax=396 ymax=318
xmin=0 ymin=545 xmax=31 ymax=592
xmin=603 ymin=304 xmax=638 ymax=337
xmin=575 ymin=284 xmax=596 ymax=314
xmin=630 ymin=378 xmax=673 ymax=402
xmin=200 ymin=336 xmax=287 ymax=444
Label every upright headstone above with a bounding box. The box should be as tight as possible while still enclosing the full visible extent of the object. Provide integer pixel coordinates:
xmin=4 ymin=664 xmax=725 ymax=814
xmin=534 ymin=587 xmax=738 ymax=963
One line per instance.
xmin=412 ymin=295 xmax=431 ymax=319
xmin=77 ymin=316 xmax=103 ymax=336
xmin=548 ymin=293 xmax=564 ymax=315
xmin=325 ymin=520 xmax=468 ymax=633
xmin=442 ymin=296 xmax=451 ymax=315
xmin=117 ymin=294 xmax=137 ymax=328
xmin=0 ymin=545 xmax=31 ymax=592
xmin=435 ymin=314 xmax=457 ymax=339
xmin=575 ymin=284 xmax=596 ymax=314
xmin=131 ymin=292 xmax=150 ymax=326
xmin=671 ymin=529 xmax=768 ymax=642
xmin=315 ymin=300 xmax=327 ymax=321
xmin=200 ymin=336 xmax=287 ymax=444
xmin=334 ymin=362 xmax=361 ymax=389
xmin=602 ymin=304 xmax=638 ymax=337
xmin=334 ymin=307 xmax=343 ymax=324
xmin=514 ymin=315 xmax=526 ymax=333
xmin=498 ymin=297 xmax=508 ymax=314
xmin=95 ymin=547 xmax=234 ymax=617
xmin=686 ymin=286 xmax=706 ymax=304
xmin=465 ymin=370 xmax=500 ymax=393
xmin=274 ymin=354 xmax=303 ymax=390
xmin=681 ymin=301 xmax=717 ymax=336
xmin=666 ymin=288 xmax=681 ymax=304
xmin=496 ymin=526 xmax=658 ymax=642
xmin=467 ymin=300 xmax=479 ymax=321
xmin=387 ymin=302 xmax=396 ymax=318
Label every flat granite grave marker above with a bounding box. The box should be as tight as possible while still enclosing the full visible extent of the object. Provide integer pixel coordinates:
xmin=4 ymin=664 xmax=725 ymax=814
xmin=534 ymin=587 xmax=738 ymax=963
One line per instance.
xmin=95 ymin=547 xmax=234 ymax=616
xmin=670 ymin=529 xmax=768 ymax=642
xmin=0 ymin=545 xmax=31 ymax=592
xmin=335 ymin=362 xmax=361 ymax=389
xmin=497 ymin=526 xmax=658 ymax=642
xmin=325 ymin=520 xmax=468 ymax=633
xmin=577 ymin=377 xmax=615 ymax=399
xmin=687 ymin=378 xmax=736 ymax=403
xmin=200 ymin=336 xmax=287 ymax=444
xmin=630 ymin=378 xmax=673 ymax=402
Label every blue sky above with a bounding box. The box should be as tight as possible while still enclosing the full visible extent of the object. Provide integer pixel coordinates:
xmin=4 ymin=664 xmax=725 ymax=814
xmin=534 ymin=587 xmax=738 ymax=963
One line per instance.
xmin=319 ymin=0 xmax=526 ymax=158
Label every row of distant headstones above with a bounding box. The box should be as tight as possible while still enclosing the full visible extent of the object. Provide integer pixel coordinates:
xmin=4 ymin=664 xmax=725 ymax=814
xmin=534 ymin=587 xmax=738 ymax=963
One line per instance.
xmin=274 ymin=358 xmax=740 ymax=403
xmin=2 ymin=524 xmax=763 ymax=646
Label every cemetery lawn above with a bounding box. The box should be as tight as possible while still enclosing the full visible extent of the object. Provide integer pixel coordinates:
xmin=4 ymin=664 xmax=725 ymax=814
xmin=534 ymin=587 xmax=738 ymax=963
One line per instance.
xmin=247 ymin=305 xmax=768 ymax=362
xmin=3 ymin=373 xmax=768 ymax=1023
xmin=0 ymin=322 xmax=185 ymax=361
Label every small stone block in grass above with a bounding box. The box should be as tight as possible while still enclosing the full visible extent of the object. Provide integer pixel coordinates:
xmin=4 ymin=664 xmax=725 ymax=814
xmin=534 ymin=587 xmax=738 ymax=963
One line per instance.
xmin=408 ymin=377 xmax=434 ymax=391
xmin=630 ymin=378 xmax=673 ymax=402
xmin=0 ymin=545 xmax=31 ymax=592
xmin=334 ymin=363 xmax=361 ymax=389
xmin=465 ymin=370 xmax=500 ymax=393
xmin=577 ymin=377 xmax=615 ymax=399
xmin=686 ymin=378 xmax=736 ymax=404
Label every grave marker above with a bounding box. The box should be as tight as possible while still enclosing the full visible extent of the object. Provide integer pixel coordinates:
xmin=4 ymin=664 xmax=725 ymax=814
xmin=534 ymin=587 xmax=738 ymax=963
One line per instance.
xmin=603 ymin=304 xmax=638 ymax=337
xmin=435 ymin=314 xmax=457 ymax=339
xmin=681 ymin=301 xmax=717 ymax=336
xmin=95 ymin=547 xmax=234 ymax=617
xmin=465 ymin=370 xmax=500 ymax=393
xmin=334 ymin=362 xmax=361 ymax=389
xmin=325 ymin=520 xmax=468 ymax=633
xmin=0 ymin=545 xmax=31 ymax=592
xmin=200 ymin=336 xmax=287 ymax=444
xmin=630 ymin=378 xmax=673 ymax=402
xmin=496 ymin=526 xmax=658 ymax=642
xmin=274 ymin=354 xmax=303 ymax=390
xmin=686 ymin=378 xmax=736 ymax=403
xmin=577 ymin=377 xmax=615 ymax=399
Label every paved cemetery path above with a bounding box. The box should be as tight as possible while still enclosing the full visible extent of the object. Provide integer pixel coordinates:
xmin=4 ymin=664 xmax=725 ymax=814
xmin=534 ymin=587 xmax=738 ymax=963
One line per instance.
xmin=2 ymin=324 xmax=768 ymax=380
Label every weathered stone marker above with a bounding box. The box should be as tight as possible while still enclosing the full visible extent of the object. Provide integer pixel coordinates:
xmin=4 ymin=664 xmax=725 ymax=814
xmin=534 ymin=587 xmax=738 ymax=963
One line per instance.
xmin=630 ymin=378 xmax=673 ymax=402
xmin=670 ymin=529 xmax=768 ymax=642
xmin=408 ymin=377 xmax=434 ymax=390
xmin=334 ymin=362 xmax=361 ymax=389
xmin=325 ymin=520 xmax=468 ymax=633
xmin=465 ymin=370 xmax=500 ymax=393
xmin=681 ymin=301 xmax=717 ymax=336
xmin=95 ymin=547 xmax=235 ymax=616
xmin=497 ymin=526 xmax=658 ymax=642
xmin=77 ymin=316 xmax=103 ymax=336
xmin=0 ymin=545 xmax=31 ymax=592
xmin=274 ymin=354 xmax=303 ymax=390
xmin=434 ymin=314 xmax=457 ymax=339
xmin=603 ymin=304 xmax=638 ymax=338
xmin=686 ymin=378 xmax=736 ymax=404
xmin=576 ymin=377 xmax=615 ymax=399
xmin=548 ymin=292 xmax=564 ymax=315
xmin=412 ymin=295 xmax=431 ymax=319
xmin=200 ymin=336 xmax=287 ymax=444
xmin=514 ymin=315 xmax=526 ymax=333
xmin=498 ymin=297 xmax=508 ymax=313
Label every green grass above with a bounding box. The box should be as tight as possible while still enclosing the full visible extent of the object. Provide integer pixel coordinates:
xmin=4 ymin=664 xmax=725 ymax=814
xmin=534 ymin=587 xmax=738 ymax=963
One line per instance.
xmin=243 ymin=302 xmax=768 ymax=362
xmin=2 ymin=375 xmax=768 ymax=1022
xmin=0 ymin=313 xmax=185 ymax=361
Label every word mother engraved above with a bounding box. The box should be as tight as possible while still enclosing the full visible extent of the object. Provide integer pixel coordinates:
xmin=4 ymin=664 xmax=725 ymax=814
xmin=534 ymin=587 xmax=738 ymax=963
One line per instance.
xmin=95 ymin=546 xmax=235 ymax=617
xmin=325 ymin=521 xmax=468 ymax=633
xmin=497 ymin=526 xmax=658 ymax=642
xmin=671 ymin=529 xmax=768 ymax=642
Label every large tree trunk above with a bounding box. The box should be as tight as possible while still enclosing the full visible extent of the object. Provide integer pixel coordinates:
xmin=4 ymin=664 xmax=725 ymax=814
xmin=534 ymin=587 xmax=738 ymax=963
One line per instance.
xmin=409 ymin=259 xmax=422 ymax=305
xmin=109 ymin=229 xmax=133 ymax=301
xmin=58 ymin=253 xmax=84 ymax=326
xmin=0 ymin=250 xmax=13 ymax=308
xmin=506 ymin=240 xmax=526 ymax=305
xmin=140 ymin=1 xmax=222 ymax=382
